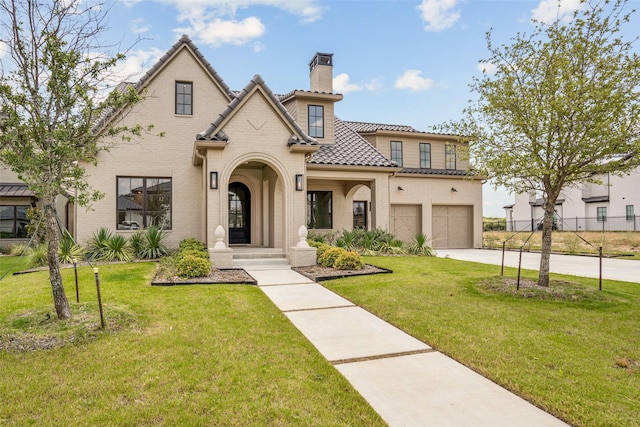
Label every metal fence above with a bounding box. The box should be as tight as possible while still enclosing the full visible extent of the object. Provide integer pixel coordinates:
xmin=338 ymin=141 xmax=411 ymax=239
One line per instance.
xmin=498 ymin=215 xmax=640 ymax=232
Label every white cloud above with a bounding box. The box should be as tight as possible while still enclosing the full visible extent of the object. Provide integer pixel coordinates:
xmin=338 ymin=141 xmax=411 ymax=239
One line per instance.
xmin=131 ymin=18 xmax=150 ymax=34
xmin=333 ymin=73 xmax=383 ymax=94
xmin=177 ymin=16 xmax=266 ymax=47
xmin=0 ymin=41 xmax=7 ymax=60
xmin=477 ymin=61 xmax=497 ymax=75
xmin=112 ymin=47 xmax=165 ymax=83
xmin=394 ymin=70 xmax=434 ymax=92
xmin=166 ymin=0 xmax=323 ymax=48
xmin=531 ymin=0 xmax=582 ymax=24
xmin=417 ymin=0 xmax=460 ymax=32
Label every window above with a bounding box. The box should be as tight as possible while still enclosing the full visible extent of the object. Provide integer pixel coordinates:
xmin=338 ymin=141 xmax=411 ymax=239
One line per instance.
xmin=353 ymin=201 xmax=367 ymax=229
xmin=419 ymin=143 xmax=431 ymax=169
xmin=626 ymin=205 xmax=634 ymax=221
xmin=175 ymin=81 xmax=193 ymax=115
xmin=390 ymin=141 xmax=403 ymax=166
xmin=445 ymin=144 xmax=456 ymax=170
xmin=308 ymin=105 xmax=324 ymax=138
xmin=597 ymin=206 xmax=607 ymax=222
xmin=307 ymin=191 xmax=332 ymax=229
xmin=0 ymin=206 xmax=29 ymax=238
xmin=117 ymin=177 xmax=172 ymax=230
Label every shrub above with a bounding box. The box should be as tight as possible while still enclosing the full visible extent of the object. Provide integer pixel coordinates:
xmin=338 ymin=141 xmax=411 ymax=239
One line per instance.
xmin=334 ymin=250 xmax=364 ymax=270
xmin=408 ymin=233 xmax=435 ymax=256
xmin=103 ymin=234 xmax=134 ymax=262
xmin=176 ymin=253 xmax=211 ymax=278
xmin=129 ymin=230 xmax=145 ymax=258
xmin=27 ymin=244 xmax=48 ymax=268
xmin=59 ymin=232 xmax=84 ymax=264
xmin=8 ymin=244 xmax=30 ymax=256
xmin=85 ymin=227 xmax=114 ymax=260
xmin=318 ymin=246 xmax=347 ymax=267
xmin=178 ymin=238 xmax=207 ymax=253
xmin=139 ymin=226 xmax=169 ymax=260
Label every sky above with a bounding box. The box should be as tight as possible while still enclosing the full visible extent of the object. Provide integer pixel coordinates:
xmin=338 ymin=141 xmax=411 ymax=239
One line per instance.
xmin=4 ymin=0 xmax=639 ymax=216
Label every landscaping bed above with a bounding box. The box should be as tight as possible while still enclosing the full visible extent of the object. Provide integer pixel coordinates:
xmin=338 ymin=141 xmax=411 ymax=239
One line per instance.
xmin=294 ymin=264 xmax=391 ymax=281
xmin=151 ymin=268 xmax=256 ymax=286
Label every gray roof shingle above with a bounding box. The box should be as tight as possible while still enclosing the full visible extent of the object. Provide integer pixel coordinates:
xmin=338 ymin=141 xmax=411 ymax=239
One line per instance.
xmin=342 ymin=120 xmax=419 ymax=133
xmin=310 ymin=118 xmax=398 ymax=168
xmin=0 ymin=183 xmax=34 ymax=197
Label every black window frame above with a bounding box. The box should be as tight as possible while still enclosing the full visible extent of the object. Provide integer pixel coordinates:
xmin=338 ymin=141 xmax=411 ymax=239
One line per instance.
xmin=419 ymin=142 xmax=431 ymax=169
xmin=390 ymin=140 xmax=403 ymax=167
xmin=175 ymin=81 xmax=193 ymax=115
xmin=445 ymin=144 xmax=456 ymax=170
xmin=353 ymin=201 xmax=367 ymax=229
xmin=308 ymin=105 xmax=324 ymax=138
xmin=626 ymin=205 xmax=634 ymax=221
xmin=307 ymin=191 xmax=332 ymax=229
xmin=0 ymin=205 xmax=30 ymax=238
xmin=597 ymin=206 xmax=607 ymax=222
xmin=117 ymin=176 xmax=173 ymax=230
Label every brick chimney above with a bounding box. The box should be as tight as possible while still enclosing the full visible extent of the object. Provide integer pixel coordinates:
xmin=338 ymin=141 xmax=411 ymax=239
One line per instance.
xmin=309 ymin=52 xmax=333 ymax=93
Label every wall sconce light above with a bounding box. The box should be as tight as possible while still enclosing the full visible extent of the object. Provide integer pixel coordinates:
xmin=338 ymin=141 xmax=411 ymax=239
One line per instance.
xmin=210 ymin=171 xmax=218 ymax=189
xmin=451 ymin=187 xmax=458 ymax=192
xmin=397 ymin=186 xmax=404 ymax=191
xmin=295 ymin=174 xmax=304 ymax=191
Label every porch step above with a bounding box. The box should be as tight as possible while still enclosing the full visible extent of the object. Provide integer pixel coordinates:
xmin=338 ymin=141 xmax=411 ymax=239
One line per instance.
xmin=231 ymin=248 xmax=290 ymax=269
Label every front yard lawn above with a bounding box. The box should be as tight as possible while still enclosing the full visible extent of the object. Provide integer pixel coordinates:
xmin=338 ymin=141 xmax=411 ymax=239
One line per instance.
xmin=0 ymin=261 xmax=383 ymax=426
xmin=323 ymin=256 xmax=640 ymax=427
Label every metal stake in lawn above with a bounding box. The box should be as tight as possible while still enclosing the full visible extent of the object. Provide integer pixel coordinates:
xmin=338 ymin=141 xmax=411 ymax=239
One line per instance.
xmin=73 ymin=258 xmax=79 ymax=303
xmin=93 ymin=267 xmax=106 ymax=329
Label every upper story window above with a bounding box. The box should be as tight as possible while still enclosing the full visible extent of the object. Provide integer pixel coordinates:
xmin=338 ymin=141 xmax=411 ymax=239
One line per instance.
xmin=175 ymin=81 xmax=193 ymax=115
xmin=117 ymin=177 xmax=172 ymax=230
xmin=419 ymin=143 xmax=431 ymax=169
xmin=390 ymin=141 xmax=403 ymax=167
xmin=308 ymin=105 xmax=324 ymax=138
xmin=445 ymin=144 xmax=456 ymax=170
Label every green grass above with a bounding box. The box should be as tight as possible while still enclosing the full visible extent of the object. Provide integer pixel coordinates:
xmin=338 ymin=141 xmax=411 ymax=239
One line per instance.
xmin=0 ymin=260 xmax=383 ymax=426
xmin=323 ymin=256 xmax=640 ymax=427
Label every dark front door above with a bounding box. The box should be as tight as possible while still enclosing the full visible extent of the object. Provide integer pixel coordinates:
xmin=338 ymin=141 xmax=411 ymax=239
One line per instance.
xmin=229 ymin=182 xmax=250 ymax=244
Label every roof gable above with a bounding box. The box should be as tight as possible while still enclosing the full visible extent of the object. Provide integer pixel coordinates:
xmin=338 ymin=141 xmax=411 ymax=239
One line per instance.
xmin=196 ymin=75 xmax=316 ymax=147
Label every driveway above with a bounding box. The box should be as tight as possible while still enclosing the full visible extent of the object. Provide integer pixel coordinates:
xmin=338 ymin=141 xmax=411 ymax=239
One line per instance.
xmin=437 ymin=248 xmax=640 ymax=284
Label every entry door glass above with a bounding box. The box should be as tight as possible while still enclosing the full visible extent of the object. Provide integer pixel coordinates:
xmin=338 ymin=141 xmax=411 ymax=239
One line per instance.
xmin=229 ymin=183 xmax=250 ymax=244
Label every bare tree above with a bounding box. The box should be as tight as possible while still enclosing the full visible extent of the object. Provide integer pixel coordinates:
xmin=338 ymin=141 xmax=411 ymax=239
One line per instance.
xmin=0 ymin=0 xmax=146 ymax=319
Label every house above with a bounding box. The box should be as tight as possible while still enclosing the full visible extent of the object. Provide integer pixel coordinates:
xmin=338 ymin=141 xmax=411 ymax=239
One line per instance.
xmin=504 ymin=166 xmax=640 ymax=232
xmin=1 ymin=35 xmax=483 ymax=261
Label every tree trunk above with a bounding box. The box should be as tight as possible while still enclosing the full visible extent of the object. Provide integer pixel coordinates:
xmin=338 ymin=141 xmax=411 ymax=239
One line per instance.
xmin=538 ymin=201 xmax=555 ymax=287
xmin=43 ymin=200 xmax=72 ymax=320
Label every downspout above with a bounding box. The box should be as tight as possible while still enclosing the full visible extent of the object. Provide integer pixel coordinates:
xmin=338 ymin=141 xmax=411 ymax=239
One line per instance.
xmin=194 ymin=148 xmax=208 ymax=245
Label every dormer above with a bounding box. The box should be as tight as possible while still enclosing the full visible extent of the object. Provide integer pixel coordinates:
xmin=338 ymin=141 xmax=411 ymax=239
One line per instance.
xmin=280 ymin=52 xmax=342 ymax=144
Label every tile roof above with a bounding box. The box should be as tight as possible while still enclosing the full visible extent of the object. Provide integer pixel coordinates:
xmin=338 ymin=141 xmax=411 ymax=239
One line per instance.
xmin=196 ymin=75 xmax=317 ymax=145
xmin=342 ymin=120 xmax=419 ymax=133
xmin=400 ymin=168 xmax=476 ymax=176
xmin=310 ymin=118 xmax=398 ymax=168
xmin=0 ymin=183 xmax=34 ymax=197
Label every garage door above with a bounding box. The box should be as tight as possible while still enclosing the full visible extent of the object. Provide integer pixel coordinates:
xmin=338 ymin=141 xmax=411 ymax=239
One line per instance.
xmin=390 ymin=204 xmax=421 ymax=242
xmin=432 ymin=205 xmax=473 ymax=249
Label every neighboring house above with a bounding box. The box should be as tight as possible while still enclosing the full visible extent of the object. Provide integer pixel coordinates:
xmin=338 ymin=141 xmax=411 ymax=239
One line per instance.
xmin=1 ymin=35 xmax=483 ymax=256
xmin=505 ymin=166 xmax=640 ymax=232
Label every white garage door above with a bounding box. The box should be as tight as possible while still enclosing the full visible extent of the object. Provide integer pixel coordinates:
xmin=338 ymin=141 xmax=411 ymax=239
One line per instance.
xmin=432 ymin=205 xmax=473 ymax=249
xmin=390 ymin=204 xmax=422 ymax=243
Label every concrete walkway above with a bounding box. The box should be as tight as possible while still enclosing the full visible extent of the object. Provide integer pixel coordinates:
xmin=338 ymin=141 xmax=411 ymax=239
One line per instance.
xmin=437 ymin=248 xmax=640 ymax=283
xmin=245 ymin=265 xmax=568 ymax=427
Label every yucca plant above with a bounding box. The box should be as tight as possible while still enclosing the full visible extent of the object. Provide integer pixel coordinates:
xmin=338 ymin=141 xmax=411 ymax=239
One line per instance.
xmin=408 ymin=233 xmax=435 ymax=256
xmin=59 ymin=232 xmax=84 ymax=264
xmin=85 ymin=227 xmax=114 ymax=261
xmin=336 ymin=230 xmax=357 ymax=252
xmin=129 ymin=230 xmax=145 ymax=258
xmin=140 ymin=226 xmax=169 ymax=260
xmin=103 ymin=234 xmax=133 ymax=262
xmin=27 ymin=243 xmax=48 ymax=268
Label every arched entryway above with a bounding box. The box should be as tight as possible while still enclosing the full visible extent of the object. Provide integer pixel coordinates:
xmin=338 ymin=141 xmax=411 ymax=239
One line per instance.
xmin=228 ymin=182 xmax=251 ymax=244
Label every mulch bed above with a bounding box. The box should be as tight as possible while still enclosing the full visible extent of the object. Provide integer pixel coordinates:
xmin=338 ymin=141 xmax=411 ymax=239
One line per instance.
xmin=151 ymin=269 xmax=257 ymax=286
xmin=293 ymin=264 xmax=391 ymax=282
